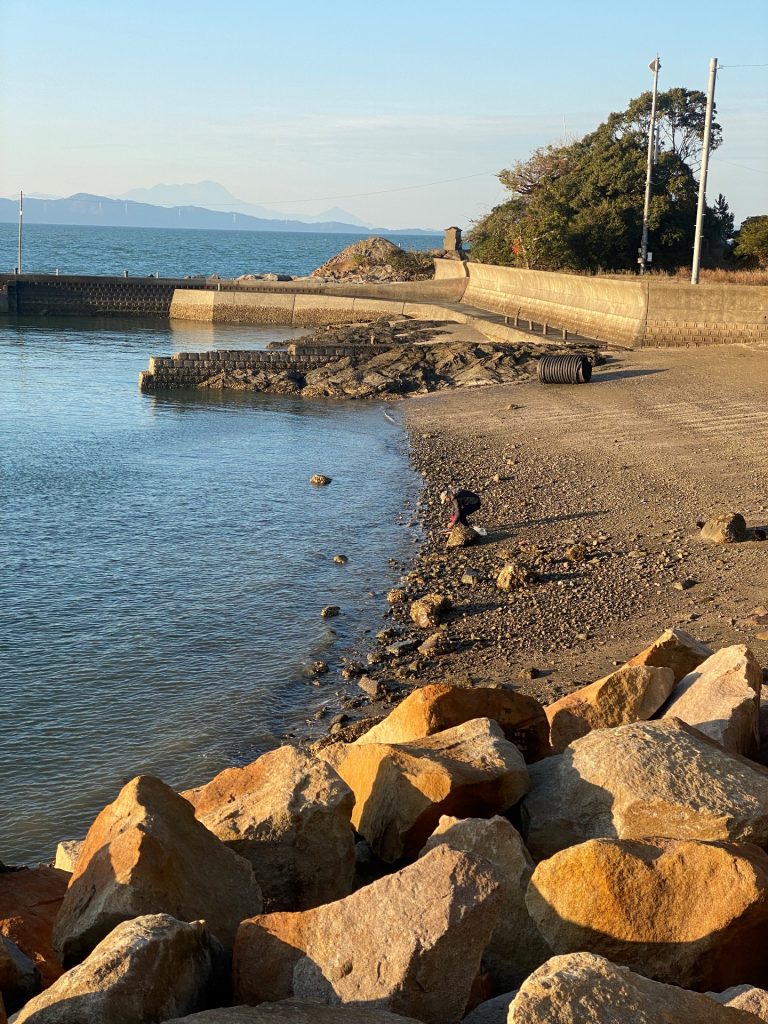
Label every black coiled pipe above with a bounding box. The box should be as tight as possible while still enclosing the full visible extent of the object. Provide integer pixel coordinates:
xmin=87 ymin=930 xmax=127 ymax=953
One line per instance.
xmin=537 ymin=354 xmax=592 ymax=384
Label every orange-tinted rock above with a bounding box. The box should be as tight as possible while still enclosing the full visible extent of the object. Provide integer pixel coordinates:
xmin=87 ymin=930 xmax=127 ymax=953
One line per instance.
xmin=356 ymin=683 xmax=550 ymax=762
xmin=508 ymin=953 xmax=760 ymax=1023
xmin=409 ymin=594 xmax=450 ymax=629
xmin=545 ymin=664 xmax=674 ymax=752
xmin=16 ymin=914 xmax=224 ymax=1024
xmin=526 ymin=837 xmax=768 ymax=990
xmin=661 ymin=644 xmax=762 ymax=756
xmin=336 ymin=718 xmax=529 ymax=861
xmin=53 ymin=775 xmax=262 ymax=966
xmin=182 ymin=746 xmax=354 ymax=912
xmin=626 ymin=627 xmax=712 ymax=682
xmin=0 ymin=866 xmax=68 ymax=986
xmin=234 ymin=844 xmax=505 ymax=1024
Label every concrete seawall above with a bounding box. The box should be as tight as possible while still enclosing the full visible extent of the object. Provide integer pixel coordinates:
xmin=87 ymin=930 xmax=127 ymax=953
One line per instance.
xmin=452 ymin=262 xmax=768 ymax=349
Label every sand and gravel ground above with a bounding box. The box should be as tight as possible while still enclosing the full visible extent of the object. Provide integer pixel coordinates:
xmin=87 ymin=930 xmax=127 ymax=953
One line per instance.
xmin=383 ymin=344 xmax=768 ymax=704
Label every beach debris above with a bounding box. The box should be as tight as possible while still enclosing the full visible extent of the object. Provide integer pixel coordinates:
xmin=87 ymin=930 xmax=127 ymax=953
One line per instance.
xmin=700 ymin=511 xmax=748 ymax=544
xmin=527 ymin=837 xmax=768 ymax=991
xmin=182 ymin=746 xmax=354 ymax=912
xmin=53 ymin=775 xmax=262 ymax=965
xmin=14 ymin=915 xmax=222 ymax=1024
xmin=409 ymin=593 xmax=451 ymax=629
xmin=310 ymin=474 xmax=332 ymax=486
xmin=234 ymin=844 xmax=504 ymax=1023
xmin=333 ymin=718 xmax=528 ymax=862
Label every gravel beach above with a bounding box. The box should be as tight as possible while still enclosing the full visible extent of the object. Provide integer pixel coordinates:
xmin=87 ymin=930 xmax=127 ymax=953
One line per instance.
xmin=345 ymin=344 xmax=768 ymax=716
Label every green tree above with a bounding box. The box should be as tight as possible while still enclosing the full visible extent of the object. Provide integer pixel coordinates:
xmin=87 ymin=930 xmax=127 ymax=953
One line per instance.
xmin=733 ymin=216 xmax=768 ymax=268
xmin=469 ymin=88 xmax=727 ymax=273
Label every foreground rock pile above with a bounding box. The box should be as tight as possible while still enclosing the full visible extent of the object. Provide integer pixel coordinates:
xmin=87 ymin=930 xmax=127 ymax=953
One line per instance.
xmin=199 ymin=327 xmax=600 ymax=400
xmin=2 ymin=627 xmax=768 ymax=1022
xmin=309 ymin=237 xmax=434 ymax=283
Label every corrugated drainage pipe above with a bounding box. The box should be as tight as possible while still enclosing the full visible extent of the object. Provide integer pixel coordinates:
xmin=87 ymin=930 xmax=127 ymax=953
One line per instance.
xmin=537 ymin=354 xmax=592 ymax=384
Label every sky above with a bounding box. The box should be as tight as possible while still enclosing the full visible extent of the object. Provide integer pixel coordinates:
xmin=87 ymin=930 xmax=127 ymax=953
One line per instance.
xmin=1 ymin=0 xmax=766 ymax=230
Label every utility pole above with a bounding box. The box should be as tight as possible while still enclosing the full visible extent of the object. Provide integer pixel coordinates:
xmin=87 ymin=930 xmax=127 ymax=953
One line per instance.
xmin=639 ymin=56 xmax=661 ymax=273
xmin=691 ymin=57 xmax=718 ymax=284
xmin=17 ymin=190 xmax=23 ymax=274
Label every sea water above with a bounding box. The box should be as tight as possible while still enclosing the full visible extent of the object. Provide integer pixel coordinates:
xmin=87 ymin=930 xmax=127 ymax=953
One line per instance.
xmin=0 ymin=225 xmax=435 ymax=863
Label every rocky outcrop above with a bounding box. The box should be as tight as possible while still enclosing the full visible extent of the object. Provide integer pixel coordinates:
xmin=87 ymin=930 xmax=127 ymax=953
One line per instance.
xmin=165 ymin=1001 xmax=424 ymax=1022
xmin=355 ymin=682 xmax=551 ymax=762
xmin=53 ymin=775 xmax=262 ymax=966
xmin=661 ymin=644 xmax=762 ymax=756
xmin=234 ymin=844 xmax=504 ymax=1024
xmin=521 ymin=718 xmax=768 ymax=860
xmin=421 ymin=816 xmax=551 ymax=989
xmin=545 ymin=664 xmax=675 ymax=752
xmin=626 ymin=627 xmax=712 ymax=681
xmin=15 ymin=915 xmax=224 ymax=1024
xmin=182 ymin=746 xmax=355 ymax=912
xmin=526 ymin=837 xmax=768 ymax=990
xmin=0 ymin=866 xmax=69 ymax=986
xmin=0 ymin=936 xmax=38 ymax=1013
xmin=700 ymin=512 xmax=748 ymax=544
xmin=310 ymin=237 xmax=434 ymax=283
xmin=335 ymin=718 xmax=529 ymax=861
xmin=409 ymin=593 xmax=451 ymax=628
xmin=508 ymin=952 xmax=760 ymax=1023
xmin=708 ymin=986 xmax=768 ymax=1020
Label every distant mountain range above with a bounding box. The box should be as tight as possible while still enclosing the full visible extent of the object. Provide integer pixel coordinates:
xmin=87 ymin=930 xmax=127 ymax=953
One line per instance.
xmin=0 ymin=183 xmax=438 ymax=235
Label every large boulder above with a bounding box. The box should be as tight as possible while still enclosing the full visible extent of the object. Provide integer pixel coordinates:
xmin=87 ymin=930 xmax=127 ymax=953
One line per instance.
xmin=234 ymin=844 xmax=504 ymax=1024
xmin=0 ymin=866 xmax=68 ymax=986
xmin=53 ymin=775 xmax=262 ymax=966
xmin=661 ymin=644 xmax=762 ymax=757
xmin=545 ymin=664 xmax=675 ymax=752
xmin=15 ymin=914 xmax=224 ymax=1024
xmin=521 ymin=718 xmax=768 ymax=861
xmin=461 ymin=993 xmax=517 ymax=1024
xmin=421 ymin=816 xmax=550 ymax=990
xmin=336 ymin=718 xmax=529 ymax=861
xmin=626 ymin=627 xmax=713 ymax=682
xmin=0 ymin=935 xmax=38 ymax=1013
xmin=164 ymin=1002 xmax=423 ymax=1022
xmin=526 ymin=837 xmax=768 ymax=990
xmin=508 ymin=952 xmax=760 ymax=1023
xmin=708 ymin=986 xmax=768 ymax=1020
xmin=355 ymin=682 xmax=550 ymax=762
xmin=182 ymin=746 xmax=355 ymax=912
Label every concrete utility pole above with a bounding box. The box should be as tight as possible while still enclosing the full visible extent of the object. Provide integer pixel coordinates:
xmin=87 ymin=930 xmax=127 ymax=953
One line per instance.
xmin=691 ymin=57 xmax=718 ymax=284
xmin=17 ymin=190 xmax=23 ymax=274
xmin=639 ymin=56 xmax=661 ymax=273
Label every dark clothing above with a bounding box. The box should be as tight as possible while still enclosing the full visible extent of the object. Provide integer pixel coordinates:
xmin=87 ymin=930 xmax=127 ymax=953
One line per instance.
xmin=448 ymin=489 xmax=481 ymax=526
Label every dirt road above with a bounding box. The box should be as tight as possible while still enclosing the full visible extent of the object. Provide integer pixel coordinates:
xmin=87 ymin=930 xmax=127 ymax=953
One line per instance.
xmin=397 ymin=345 xmax=768 ymax=699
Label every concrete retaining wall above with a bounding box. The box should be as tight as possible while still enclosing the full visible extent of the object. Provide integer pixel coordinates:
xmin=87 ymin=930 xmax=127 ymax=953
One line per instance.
xmin=450 ymin=261 xmax=768 ymax=349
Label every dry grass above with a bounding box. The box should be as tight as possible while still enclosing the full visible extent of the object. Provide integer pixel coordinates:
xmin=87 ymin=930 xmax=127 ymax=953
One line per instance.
xmin=595 ymin=266 xmax=768 ymax=285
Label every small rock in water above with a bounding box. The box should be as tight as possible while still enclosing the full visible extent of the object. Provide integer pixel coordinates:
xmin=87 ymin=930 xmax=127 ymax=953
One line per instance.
xmin=387 ymin=588 xmax=407 ymax=606
xmin=310 ymin=474 xmax=332 ymax=486
xmin=321 ymin=606 xmax=340 ymax=618
xmin=333 ymin=554 xmax=348 ymax=564
xmin=312 ymin=660 xmax=330 ymax=675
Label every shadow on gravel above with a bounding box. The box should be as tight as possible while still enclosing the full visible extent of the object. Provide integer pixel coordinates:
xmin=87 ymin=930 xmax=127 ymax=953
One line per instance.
xmin=514 ymin=509 xmax=609 ymax=528
xmin=591 ymin=367 xmax=667 ymax=381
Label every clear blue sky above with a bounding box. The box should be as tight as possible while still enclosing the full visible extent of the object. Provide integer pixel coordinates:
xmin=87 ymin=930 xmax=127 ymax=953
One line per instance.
xmin=1 ymin=0 xmax=766 ymax=229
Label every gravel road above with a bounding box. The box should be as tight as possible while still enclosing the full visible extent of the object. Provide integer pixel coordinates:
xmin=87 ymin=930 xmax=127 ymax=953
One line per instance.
xmin=382 ymin=345 xmax=768 ymax=703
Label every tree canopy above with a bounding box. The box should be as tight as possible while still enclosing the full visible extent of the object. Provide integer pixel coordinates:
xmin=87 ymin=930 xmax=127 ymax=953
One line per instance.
xmin=733 ymin=216 xmax=768 ymax=268
xmin=469 ymin=88 xmax=730 ymax=273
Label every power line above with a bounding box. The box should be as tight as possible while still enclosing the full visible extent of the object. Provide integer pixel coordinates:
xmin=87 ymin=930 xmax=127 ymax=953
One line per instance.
xmin=719 ymin=63 xmax=768 ymax=68
xmin=248 ymin=170 xmax=498 ymax=207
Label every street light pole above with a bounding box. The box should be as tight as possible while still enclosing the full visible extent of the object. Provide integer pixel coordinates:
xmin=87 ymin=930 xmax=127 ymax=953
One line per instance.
xmin=691 ymin=57 xmax=718 ymax=284
xmin=639 ymin=56 xmax=661 ymax=274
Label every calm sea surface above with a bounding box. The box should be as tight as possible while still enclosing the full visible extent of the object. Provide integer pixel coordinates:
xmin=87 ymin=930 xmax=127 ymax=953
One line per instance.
xmin=0 ymin=225 xmax=434 ymax=863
